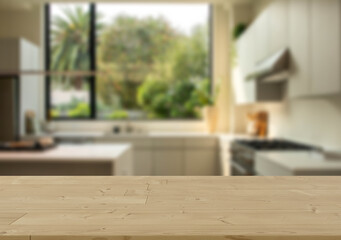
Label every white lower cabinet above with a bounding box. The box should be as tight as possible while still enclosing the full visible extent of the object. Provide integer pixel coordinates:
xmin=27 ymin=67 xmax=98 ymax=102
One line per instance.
xmin=153 ymin=150 xmax=184 ymax=176
xmin=96 ymin=136 xmax=219 ymax=176
xmin=184 ymin=150 xmax=217 ymax=176
xmin=133 ymin=150 xmax=152 ymax=176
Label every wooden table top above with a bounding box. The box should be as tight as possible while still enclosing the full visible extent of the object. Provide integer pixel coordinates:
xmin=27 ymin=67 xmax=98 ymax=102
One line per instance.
xmin=0 ymin=176 xmax=341 ymax=240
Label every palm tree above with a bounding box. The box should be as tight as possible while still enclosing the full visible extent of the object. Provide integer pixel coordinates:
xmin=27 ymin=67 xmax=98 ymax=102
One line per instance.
xmin=50 ymin=6 xmax=90 ymax=89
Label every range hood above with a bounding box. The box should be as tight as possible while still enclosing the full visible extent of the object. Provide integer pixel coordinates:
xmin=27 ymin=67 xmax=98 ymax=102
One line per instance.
xmin=247 ymin=48 xmax=290 ymax=83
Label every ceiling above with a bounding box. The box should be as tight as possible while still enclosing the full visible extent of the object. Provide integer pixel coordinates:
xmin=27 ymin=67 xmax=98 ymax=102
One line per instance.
xmin=0 ymin=0 xmax=255 ymax=12
xmin=0 ymin=0 xmax=254 ymax=10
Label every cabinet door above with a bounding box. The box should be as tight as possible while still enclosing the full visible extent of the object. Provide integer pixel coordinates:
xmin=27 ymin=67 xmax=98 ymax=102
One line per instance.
xmin=133 ymin=150 xmax=152 ymax=176
xmin=236 ymin=34 xmax=249 ymax=77
xmin=153 ymin=150 xmax=184 ymax=176
xmin=244 ymin=28 xmax=256 ymax=103
xmin=254 ymin=9 xmax=270 ymax=63
xmin=288 ymin=0 xmax=310 ymax=98
xmin=185 ymin=150 xmax=217 ymax=176
xmin=311 ymin=0 xmax=341 ymax=95
xmin=269 ymin=0 xmax=289 ymax=54
xmin=235 ymin=28 xmax=256 ymax=104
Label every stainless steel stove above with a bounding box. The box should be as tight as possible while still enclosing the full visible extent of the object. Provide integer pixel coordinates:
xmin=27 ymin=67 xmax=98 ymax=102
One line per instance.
xmin=230 ymin=139 xmax=318 ymax=176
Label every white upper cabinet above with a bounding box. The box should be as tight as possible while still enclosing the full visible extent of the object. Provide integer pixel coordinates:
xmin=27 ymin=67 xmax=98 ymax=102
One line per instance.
xmin=289 ymin=0 xmax=341 ymax=98
xmin=235 ymin=28 xmax=256 ymax=104
xmin=254 ymin=9 xmax=270 ymax=63
xmin=288 ymin=0 xmax=310 ymax=98
xmin=237 ymin=28 xmax=255 ymax=76
xmin=268 ymin=0 xmax=289 ymax=54
xmin=311 ymin=0 xmax=341 ymax=95
xmin=234 ymin=0 xmax=341 ymax=102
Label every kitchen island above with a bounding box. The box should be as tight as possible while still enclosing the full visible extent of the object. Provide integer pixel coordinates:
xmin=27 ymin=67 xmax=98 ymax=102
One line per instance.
xmin=0 ymin=144 xmax=133 ymax=176
xmin=0 ymin=176 xmax=341 ymax=239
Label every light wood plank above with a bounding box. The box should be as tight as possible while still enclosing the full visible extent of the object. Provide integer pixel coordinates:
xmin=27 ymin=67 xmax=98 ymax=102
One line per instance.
xmin=0 ymin=213 xmax=26 ymax=225
xmin=0 ymin=176 xmax=340 ymax=240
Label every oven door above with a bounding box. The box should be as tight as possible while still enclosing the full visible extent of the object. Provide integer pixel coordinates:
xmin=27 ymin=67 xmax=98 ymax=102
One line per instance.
xmin=230 ymin=143 xmax=255 ymax=176
xmin=231 ymin=161 xmax=251 ymax=176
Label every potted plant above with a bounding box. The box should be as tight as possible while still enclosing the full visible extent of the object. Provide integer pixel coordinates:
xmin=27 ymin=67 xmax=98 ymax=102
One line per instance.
xmin=192 ymin=79 xmax=219 ymax=133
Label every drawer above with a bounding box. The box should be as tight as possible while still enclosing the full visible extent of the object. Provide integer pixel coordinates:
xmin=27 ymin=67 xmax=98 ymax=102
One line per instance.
xmin=185 ymin=137 xmax=217 ymax=149
xmin=152 ymin=138 xmax=184 ymax=149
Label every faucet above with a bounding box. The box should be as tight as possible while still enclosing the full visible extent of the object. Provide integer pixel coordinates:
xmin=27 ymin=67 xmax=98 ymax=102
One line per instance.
xmin=125 ymin=120 xmax=133 ymax=134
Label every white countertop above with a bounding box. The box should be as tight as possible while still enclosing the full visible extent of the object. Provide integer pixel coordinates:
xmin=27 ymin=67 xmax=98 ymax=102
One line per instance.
xmin=256 ymin=151 xmax=341 ymax=176
xmin=30 ymin=131 xmax=221 ymax=139
xmin=0 ymin=144 xmax=132 ymax=162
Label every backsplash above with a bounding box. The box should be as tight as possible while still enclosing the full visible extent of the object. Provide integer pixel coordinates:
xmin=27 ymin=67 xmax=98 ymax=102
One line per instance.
xmin=48 ymin=120 xmax=206 ymax=134
xmin=233 ymin=95 xmax=341 ymax=151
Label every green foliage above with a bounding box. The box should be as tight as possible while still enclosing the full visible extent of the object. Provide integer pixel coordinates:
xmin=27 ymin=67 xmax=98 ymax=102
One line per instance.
xmin=68 ymin=102 xmax=90 ymax=117
xmin=233 ymin=23 xmax=247 ymax=40
xmin=191 ymin=79 xmax=215 ymax=107
xmin=168 ymin=26 xmax=210 ymax=81
xmin=50 ymin=109 xmax=61 ymax=118
xmin=50 ymin=6 xmax=104 ymax=92
xmin=99 ymin=16 xmax=175 ymax=66
xmin=51 ymin=7 xmax=90 ymax=71
xmin=50 ymin=7 xmax=90 ymax=90
xmin=97 ymin=16 xmax=176 ymax=109
xmin=169 ymin=80 xmax=197 ymax=118
xmin=137 ymin=79 xmax=170 ymax=118
xmin=51 ymin=7 xmax=210 ymax=119
xmin=109 ymin=110 xmax=129 ymax=120
xmin=137 ymin=78 xmax=212 ymax=119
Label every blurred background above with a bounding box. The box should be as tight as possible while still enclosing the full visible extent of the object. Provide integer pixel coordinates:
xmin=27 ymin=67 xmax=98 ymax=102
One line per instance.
xmin=1 ymin=0 xmax=341 ymax=177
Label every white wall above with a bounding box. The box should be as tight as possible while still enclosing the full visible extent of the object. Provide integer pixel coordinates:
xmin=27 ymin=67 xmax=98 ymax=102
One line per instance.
xmin=233 ymin=94 xmax=341 ymax=151
xmin=0 ymin=5 xmax=42 ymax=46
xmin=269 ymin=96 xmax=341 ymax=151
xmin=0 ymin=4 xmax=44 ymax=123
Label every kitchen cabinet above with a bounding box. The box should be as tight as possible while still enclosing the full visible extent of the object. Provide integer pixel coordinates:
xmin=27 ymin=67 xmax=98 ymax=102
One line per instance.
xmin=268 ymin=0 xmax=288 ymax=54
xmin=234 ymin=1 xmax=287 ymax=104
xmin=288 ymin=0 xmax=310 ymax=98
xmin=153 ymin=150 xmax=184 ymax=176
xmin=288 ymin=0 xmax=341 ymax=98
xmin=236 ymin=28 xmax=284 ymax=105
xmin=95 ymin=135 xmax=218 ymax=176
xmin=151 ymin=137 xmax=184 ymax=176
xmin=184 ymin=150 xmax=217 ymax=176
xmin=244 ymin=0 xmax=288 ymax=64
xmin=311 ymin=0 xmax=341 ymax=95
xmin=235 ymin=28 xmax=256 ymax=104
xmin=133 ymin=150 xmax=152 ymax=176
xmin=234 ymin=0 xmax=341 ymax=100
xmin=254 ymin=9 xmax=270 ymax=63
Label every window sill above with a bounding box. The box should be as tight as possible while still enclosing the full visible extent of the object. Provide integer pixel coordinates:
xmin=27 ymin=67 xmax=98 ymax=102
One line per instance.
xmin=47 ymin=119 xmax=206 ymax=133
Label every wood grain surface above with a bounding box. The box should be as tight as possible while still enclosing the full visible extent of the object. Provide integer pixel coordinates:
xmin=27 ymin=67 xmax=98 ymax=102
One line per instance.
xmin=0 ymin=176 xmax=341 ymax=240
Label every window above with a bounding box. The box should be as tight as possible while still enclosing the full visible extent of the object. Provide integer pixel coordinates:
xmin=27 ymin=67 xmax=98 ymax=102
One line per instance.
xmin=46 ymin=3 xmax=211 ymax=120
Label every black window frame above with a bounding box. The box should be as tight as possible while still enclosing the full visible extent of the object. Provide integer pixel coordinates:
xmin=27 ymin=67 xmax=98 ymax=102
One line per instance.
xmin=45 ymin=3 xmax=213 ymax=121
xmin=45 ymin=3 xmax=96 ymax=120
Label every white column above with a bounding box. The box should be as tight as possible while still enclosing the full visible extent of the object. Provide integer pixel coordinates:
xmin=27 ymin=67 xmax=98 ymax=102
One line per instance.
xmin=212 ymin=3 xmax=232 ymax=133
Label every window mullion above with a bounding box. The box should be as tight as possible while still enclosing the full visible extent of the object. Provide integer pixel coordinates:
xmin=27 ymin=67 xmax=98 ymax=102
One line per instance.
xmin=89 ymin=3 xmax=96 ymax=119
